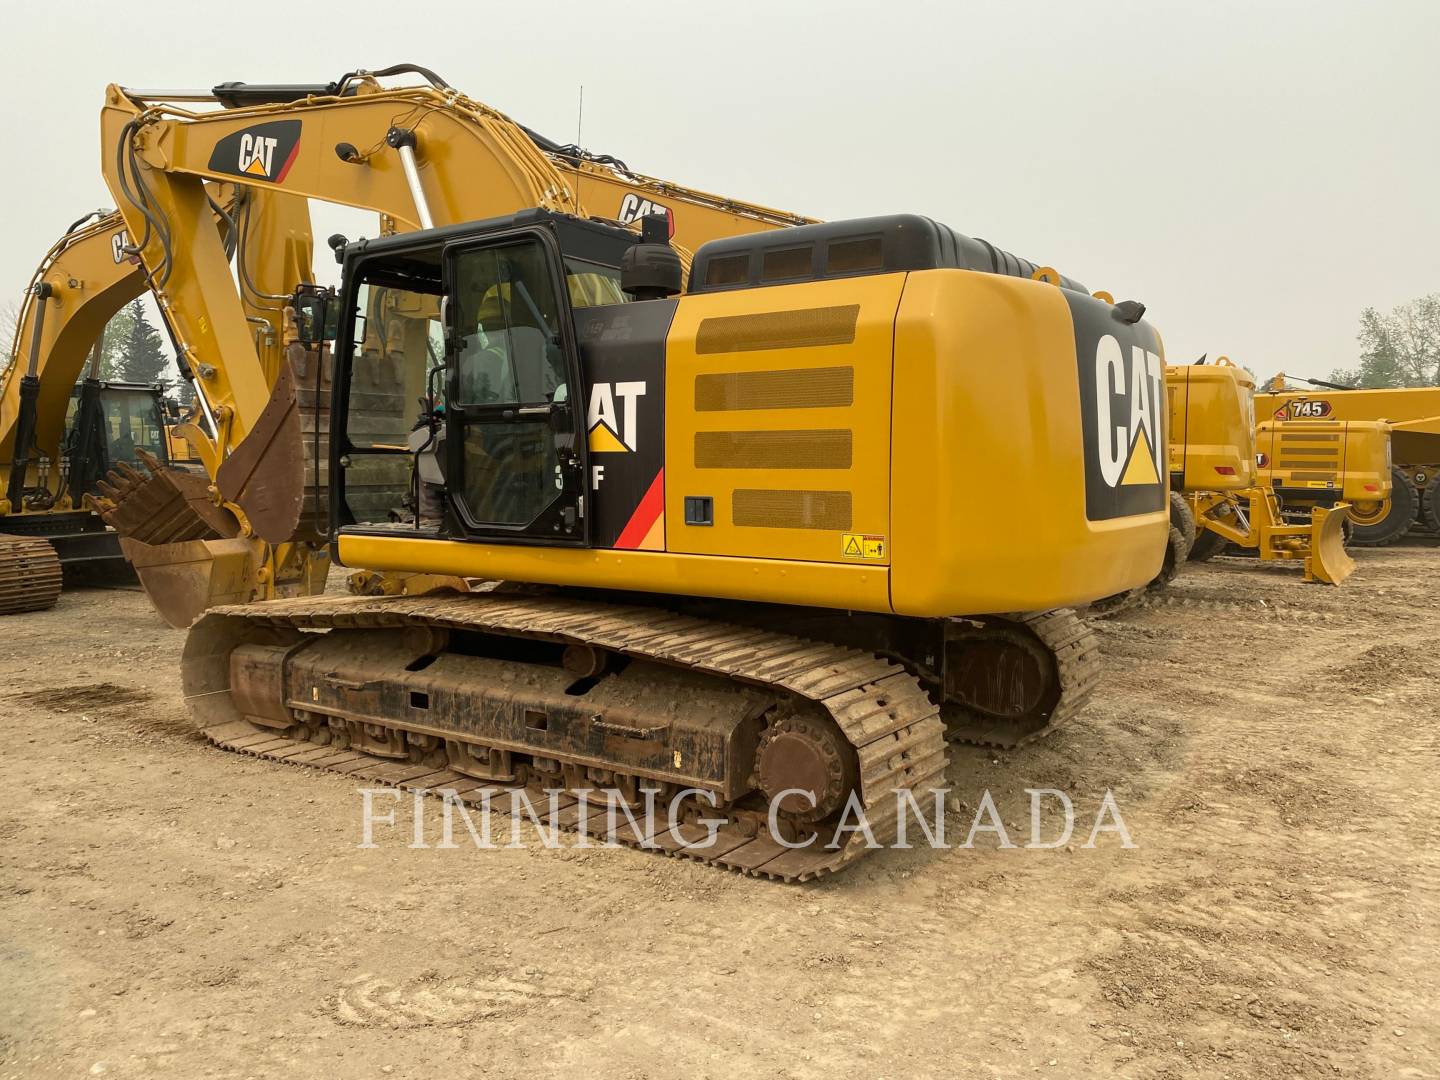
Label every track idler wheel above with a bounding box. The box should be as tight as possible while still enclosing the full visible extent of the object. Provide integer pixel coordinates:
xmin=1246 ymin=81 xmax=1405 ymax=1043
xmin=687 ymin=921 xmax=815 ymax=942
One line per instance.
xmin=754 ymin=711 xmax=857 ymax=822
xmin=0 ymin=535 xmax=63 ymax=615
xmin=1349 ymin=466 xmax=1414 ymax=547
xmin=943 ymin=619 xmax=1059 ymax=745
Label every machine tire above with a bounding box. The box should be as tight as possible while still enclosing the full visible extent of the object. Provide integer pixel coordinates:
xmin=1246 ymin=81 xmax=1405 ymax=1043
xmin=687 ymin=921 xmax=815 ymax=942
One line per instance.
xmin=1169 ymin=492 xmax=1196 ymax=559
xmin=1420 ymin=471 xmax=1440 ymax=535
xmin=1148 ymin=525 xmax=1189 ymax=591
xmin=1349 ymin=466 xmax=1415 ymax=547
xmin=1187 ymin=528 xmax=1229 ymax=563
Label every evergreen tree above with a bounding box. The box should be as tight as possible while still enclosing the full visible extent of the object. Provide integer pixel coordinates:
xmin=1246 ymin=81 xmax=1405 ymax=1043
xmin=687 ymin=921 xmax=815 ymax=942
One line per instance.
xmin=115 ymin=300 xmax=170 ymax=386
xmin=97 ymin=304 xmax=135 ymax=380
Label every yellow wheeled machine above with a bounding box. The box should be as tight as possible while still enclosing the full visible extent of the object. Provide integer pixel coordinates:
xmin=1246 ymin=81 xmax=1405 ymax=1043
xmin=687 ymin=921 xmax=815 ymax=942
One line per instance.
xmin=179 ymin=211 xmax=1169 ymax=879
xmin=1169 ymin=360 xmax=1381 ymax=584
xmin=1259 ymin=378 xmax=1440 ymax=545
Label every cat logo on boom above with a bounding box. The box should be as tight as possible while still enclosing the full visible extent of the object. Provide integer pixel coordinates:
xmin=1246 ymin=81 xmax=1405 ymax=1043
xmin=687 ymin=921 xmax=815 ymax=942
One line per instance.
xmin=617 ymin=193 xmax=675 ymax=238
xmin=206 ymin=120 xmax=302 ymax=184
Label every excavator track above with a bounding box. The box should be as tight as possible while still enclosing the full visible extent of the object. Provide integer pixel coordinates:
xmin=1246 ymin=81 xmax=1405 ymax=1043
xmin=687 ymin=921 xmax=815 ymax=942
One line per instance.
xmin=0 ymin=535 xmax=63 ymax=615
xmin=185 ymin=592 xmax=949 ymax=882
xmin=943 ymin=608 xmax=1103 ymax=748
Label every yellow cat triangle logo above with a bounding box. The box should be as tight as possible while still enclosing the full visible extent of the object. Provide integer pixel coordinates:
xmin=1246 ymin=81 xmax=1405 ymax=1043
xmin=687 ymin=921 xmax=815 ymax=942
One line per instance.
xmin=243 ymin=157 xmax=269 ymax=177
xmin=588 ymin=422 xmax=628 ymax=453
xmin=1119 ymin=428 xmax=1160 ymax=486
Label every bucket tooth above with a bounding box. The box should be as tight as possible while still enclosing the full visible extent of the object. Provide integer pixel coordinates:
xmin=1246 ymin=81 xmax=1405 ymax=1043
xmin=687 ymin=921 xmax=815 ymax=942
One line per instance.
xmin=87 ymin=452 xmax=239 ymax=545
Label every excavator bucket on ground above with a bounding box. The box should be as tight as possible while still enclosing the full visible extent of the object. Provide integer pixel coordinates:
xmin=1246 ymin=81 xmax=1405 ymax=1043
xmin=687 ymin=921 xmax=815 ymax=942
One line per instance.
xmin=86 ymin=366 xmax=318 ymax=626
xmin=1304 ymin=505 xmax=1355 ymax=585
xmin=119 ymin=536 xmax=261 ymax=628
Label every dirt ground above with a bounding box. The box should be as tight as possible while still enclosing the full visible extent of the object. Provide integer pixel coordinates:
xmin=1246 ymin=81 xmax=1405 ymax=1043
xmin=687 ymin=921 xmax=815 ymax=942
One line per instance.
xmin=2 ymin=545 xmax=1437 ymax=1080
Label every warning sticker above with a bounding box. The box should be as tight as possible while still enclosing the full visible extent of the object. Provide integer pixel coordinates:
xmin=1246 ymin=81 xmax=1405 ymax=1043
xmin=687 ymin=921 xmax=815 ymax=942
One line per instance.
xmin=842 ymin=533 xmax=886 ymax=560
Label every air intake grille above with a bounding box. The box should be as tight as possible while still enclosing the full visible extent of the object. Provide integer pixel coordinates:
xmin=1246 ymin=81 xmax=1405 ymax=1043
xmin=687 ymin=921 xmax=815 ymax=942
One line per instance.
xmin=695 ymin=305 xmax=860 ymax=354
xmin=732 ymin=489 xmax=852 ymax=530
xmin=694 ymin=366 xmax=854 ymax=411
xmin=695 ymin=430 xmax=852 ymax=470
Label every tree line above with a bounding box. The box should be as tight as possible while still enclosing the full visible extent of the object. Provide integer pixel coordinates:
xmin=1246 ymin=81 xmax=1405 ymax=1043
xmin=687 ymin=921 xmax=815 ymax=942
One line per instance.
xmin=1329 ymin=292 xmax=1440 ymax=388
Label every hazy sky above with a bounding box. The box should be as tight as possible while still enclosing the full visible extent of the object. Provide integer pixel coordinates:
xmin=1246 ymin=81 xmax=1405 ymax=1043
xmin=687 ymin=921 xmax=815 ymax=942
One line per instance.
xmin=3 ymin=0 xmax=1436 ymax=383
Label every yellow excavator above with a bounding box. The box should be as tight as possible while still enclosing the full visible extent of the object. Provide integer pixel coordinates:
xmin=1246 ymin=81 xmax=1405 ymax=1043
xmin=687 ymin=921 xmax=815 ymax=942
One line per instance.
xmin=1258 ymin=377 xmax=1440 ymax=545
xmin=1167 ymin=359 xmax=1388 ymax=583
xmin=20 ymin=67 xmax=1171 ymax=879
xmin=0 ymin=211 xmax=202 ymax=610
xmin=3 ymin=65 xmax=816 ymax=621
xmin=173 ymin=206 xmax=1167 ymax=881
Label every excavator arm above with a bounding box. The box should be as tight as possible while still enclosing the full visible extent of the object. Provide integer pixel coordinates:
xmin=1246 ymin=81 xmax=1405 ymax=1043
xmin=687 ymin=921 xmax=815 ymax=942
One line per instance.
xmin=86 ymin=67 xmax=811 ymax=627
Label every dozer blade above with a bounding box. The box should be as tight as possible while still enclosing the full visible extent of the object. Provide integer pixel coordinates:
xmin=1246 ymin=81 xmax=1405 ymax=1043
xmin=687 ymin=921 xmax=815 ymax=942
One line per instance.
xmin=87 ymin=449 xmax=239 ymax=545
xmin=1306 ymin=504 xmax=1356 ymax=585
xmin=120 ymin=536 xmax=260 ymax=629
xmin=214 ymin=361 xmax=306 ymax=545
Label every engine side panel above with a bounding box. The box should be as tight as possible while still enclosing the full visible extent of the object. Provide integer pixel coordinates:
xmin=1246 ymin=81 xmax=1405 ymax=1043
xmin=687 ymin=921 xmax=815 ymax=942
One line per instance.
xmin=889 ymin=271 xmax=1170 ymax=616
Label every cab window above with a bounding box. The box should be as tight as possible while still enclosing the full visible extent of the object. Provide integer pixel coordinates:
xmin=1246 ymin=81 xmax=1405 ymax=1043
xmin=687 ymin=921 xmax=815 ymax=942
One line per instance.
xmin=453 ymin=240 xmax=568 ymax=407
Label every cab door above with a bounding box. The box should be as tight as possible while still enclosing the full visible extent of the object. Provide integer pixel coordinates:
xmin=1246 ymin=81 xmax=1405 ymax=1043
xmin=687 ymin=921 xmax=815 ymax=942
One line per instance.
xmin=443 ymin=230 xmax=588 ymax=544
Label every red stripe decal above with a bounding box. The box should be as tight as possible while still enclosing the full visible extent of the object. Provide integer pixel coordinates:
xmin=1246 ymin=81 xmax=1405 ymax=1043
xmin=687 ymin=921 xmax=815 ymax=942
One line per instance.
xmin=274 ymin=139 xmax=302 ymax=183
xmin=614 ymin=469 xmax=664 ymax=549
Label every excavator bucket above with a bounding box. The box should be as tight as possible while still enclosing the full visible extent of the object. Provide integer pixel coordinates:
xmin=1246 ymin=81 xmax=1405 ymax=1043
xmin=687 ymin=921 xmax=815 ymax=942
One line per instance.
xmin=119 ymin=536 xmax=260 ymax=629
xmin=86 ymin=365 xmax=313 ymax=626
xmin=1305 ymin=505 xmax=1356 ymax=585
xmin=213 ymin=361 xmax=307 ymax=544
xmin=87 ymin=450 xmax=239 ymax=545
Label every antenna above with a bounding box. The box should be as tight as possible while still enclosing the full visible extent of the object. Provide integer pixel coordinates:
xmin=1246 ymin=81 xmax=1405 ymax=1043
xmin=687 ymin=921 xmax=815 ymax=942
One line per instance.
xmin=576 ymin=84 xmax=584 ymax=146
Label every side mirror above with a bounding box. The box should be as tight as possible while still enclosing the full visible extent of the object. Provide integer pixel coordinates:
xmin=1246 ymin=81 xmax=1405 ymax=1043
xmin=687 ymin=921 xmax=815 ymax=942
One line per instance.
xmin=292 ymin=286 xmax=339 ymax=345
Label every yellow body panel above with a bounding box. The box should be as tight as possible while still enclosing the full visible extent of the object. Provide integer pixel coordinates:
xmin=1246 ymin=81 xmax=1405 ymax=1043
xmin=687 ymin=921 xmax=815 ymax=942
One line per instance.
xmin=889 ymin=271 xmax=1167 ymax=615
xmin=338 ymin=269 xmax=1169 ymax=618
xmin=338 ymin=535 xmax=892 ymax=613
xmin=663 ymin=274 xmax=903 ymax=564
xmin=1256 ymin=419 xmax=1392 ymax=503
xmin=1258 ymin=386 xmax=1440 ymax=467
xmin=1165 ymin=364 xmax=1255 ymax=492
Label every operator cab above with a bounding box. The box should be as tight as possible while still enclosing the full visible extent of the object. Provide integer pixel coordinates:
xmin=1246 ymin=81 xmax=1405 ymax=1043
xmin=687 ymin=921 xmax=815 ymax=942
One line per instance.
xmin=63 ymin=380 xmax=171 ymax=498
xmin=313 ymin=209 xmax=673 ymax=550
